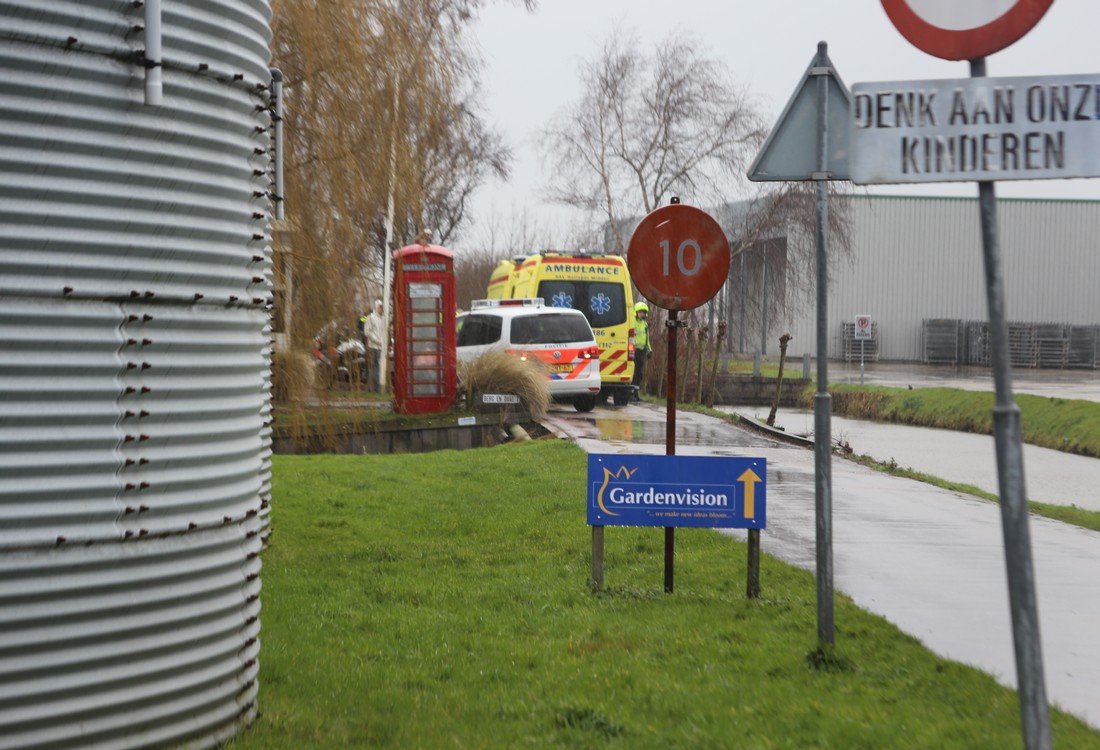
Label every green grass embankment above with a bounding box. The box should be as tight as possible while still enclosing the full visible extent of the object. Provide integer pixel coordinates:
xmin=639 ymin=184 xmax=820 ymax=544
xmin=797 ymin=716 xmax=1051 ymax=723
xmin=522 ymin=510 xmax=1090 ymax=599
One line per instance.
xmin=816 ymin=384 xmax=1100 ymax=458
xmin=231 ymin=442 xmax=1100 ymax=749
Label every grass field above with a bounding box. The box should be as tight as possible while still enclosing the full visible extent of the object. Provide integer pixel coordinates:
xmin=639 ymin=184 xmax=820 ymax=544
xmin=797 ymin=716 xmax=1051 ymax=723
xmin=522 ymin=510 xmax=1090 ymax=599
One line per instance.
xmin=822 ymin=384 xmax=1100 ymax=458
xmin=229 ymin=442 xmax=1100 ymax=749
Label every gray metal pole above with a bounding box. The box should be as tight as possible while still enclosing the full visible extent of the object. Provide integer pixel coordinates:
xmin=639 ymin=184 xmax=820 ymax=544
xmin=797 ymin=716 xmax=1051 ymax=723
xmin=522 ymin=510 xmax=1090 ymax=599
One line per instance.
xmin=738 ymin=252 xmax=746 ymax=353
xmin=760 ymin=255 xmax=768 ymax=355
xmin=970 ymin=56 xmax=1051 ymax=750
xmin=812 ymin=41 xmax=834 ymax=647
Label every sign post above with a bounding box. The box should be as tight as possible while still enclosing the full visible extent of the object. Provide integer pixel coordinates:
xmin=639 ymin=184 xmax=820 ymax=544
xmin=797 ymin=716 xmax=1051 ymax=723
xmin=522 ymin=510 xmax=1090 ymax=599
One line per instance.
xmin=627 ymin=197 xmax=731 ymax=593
xmin=749 ymin=41 xmax=851 ymax=647
xmin=854 ymin=314 xmax=873 ymax=385
xmin=869 ymin=4 xmax=1053 ymax=747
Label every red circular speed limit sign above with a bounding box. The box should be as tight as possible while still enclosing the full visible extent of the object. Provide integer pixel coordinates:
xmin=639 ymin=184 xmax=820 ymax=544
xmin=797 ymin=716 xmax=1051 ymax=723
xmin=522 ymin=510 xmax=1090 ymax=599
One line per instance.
xmin=881 ymin=0 xmax=1054 ymax=61
xmin=627 ymin=203 xmax=730 ymax=312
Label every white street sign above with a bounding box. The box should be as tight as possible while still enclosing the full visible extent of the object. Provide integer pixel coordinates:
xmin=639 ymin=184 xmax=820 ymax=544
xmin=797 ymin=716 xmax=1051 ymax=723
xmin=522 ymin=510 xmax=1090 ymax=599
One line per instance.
xmin=854 ymin=315 xmax=873 ymax=340
xmin=850 ymin=74 xmax=1100 ymax=185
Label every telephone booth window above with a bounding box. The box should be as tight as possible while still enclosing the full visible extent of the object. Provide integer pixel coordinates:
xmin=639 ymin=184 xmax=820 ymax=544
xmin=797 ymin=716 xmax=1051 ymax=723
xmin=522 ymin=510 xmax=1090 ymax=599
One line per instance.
xmin=407 ymin=282 xmax=444 ymax=397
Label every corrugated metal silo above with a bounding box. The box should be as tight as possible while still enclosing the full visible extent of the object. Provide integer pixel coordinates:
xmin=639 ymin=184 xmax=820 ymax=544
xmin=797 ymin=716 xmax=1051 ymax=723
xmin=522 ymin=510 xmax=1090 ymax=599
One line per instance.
xmin=0 ymin=1 xmax=273 ymax=747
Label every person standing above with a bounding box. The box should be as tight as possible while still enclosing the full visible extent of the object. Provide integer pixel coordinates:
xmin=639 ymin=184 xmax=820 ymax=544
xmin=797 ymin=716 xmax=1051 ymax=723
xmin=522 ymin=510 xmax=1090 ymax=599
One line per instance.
xmin=363 ymin=299 xmax=384 ymax=392
xmin=632 ymin=301 xmax=651 ymax=400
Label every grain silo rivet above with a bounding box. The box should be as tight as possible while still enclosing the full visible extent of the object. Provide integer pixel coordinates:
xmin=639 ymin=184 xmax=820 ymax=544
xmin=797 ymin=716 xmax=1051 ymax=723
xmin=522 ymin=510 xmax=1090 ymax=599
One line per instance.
xmin=251 ymin=276 xmax=264 ymax=284
xmin=139 ymin=434 xmax=150 ymax=441
xmin=124 ymin=506 xmax=135 ymax=513
xmin=125 ymin=386 xmax=136 ymax=394
xmin=124 ymin=530 xmax=134 ymax=538
xmin=139 ymin=458 xmax=149 ymax=465
xmin=126 ymin=483 xmax=136 ymax=490
xmin=140 ymin=410 xmax=150 ymax=418
xmin=66 ymin=37 xmax=77 ymax=46
xmin=246 ymin=551 xmax=259 ymax=560
xmin=188 ymin=522 xmax=198 ymax=530
xmin=229 ymin=295 xmax=239 ymax=302
xmin=128 ymin=314 xmax=139 ymax=322
xmin=130 ymin=290 xmax=140 ymax=298
xmin=139 ymin=504 xmax=149 ymax=512
xmin=252 ymin=255 xmax=264 ymax=262
xmin=251 ymin=233 xmax=264 ymax=241
xmin=126 ymin=338 xmax=137 ymax=346
xmin=63 ymin=286 xmax=73 ymax=295
xmin=253 ymin=126 xmax=265 ymax=133
xmin=246 ymin=509 xmax=258 ymax=517
xmin=224 ymin=515 xmax=233 ymax=523
xmin=244 ymin=637 xmax=257 ymax=647
xmin=132 ymin=1 xmax=144 ymax=8
xmin=125 ymin=410 xmax=136 ymax=418
xmin=56 ymin=536 xmax=67 ymax=545
xmin=138 ymin=529 xmax=148 ymax=536
xmin=141 ymin=386 xmax=151 ymax=393
xmin=253 ymin=104 xmax=265 ymax=112
xmin=246 ymin=573 xmax=259 ymax=582
xmin=126 ymin=362 xmax=137 ymax=370
xmin=246 ymin=594 xmax=259 ymax=603
xmin=245 ymin=616 xmax=258 ymax=625
xmin=252 ymin=212 xmax=264 ymax=220
xmin=125 ymin=459 xmax=135 ymax=466
xmin=198 ymin=62 xmax=209 ymax=71
xmin=139 ymin=482 xmax=150 ymax=490
xmin=252 ymin=169 xmax=264 ymax=177
xmin=253 ymin=148 xmax=266 ymax=156
xmin=124 ymin=435 xmax=135 ymax=442
xmin=252 ymin=297 xmax=263 ymax=304
xmin=143 ymin=314 xmax=153 ymax=321
xmin=144 ymin=291 xmax=154 ymax=298
xmin=141 ymin=362 xmax=152 ymax=370
xmin=142 ymin=338 xmax=152 ymax=345
xmin=252 ymin=190 xmax=264 ymax=198
xmin=233 ymin=73 xmax=244 ymax=81
xmin=132 ymin=24 xmax=143 ymax=33
xmin=194 ymin=293 xmax=204 ymax=301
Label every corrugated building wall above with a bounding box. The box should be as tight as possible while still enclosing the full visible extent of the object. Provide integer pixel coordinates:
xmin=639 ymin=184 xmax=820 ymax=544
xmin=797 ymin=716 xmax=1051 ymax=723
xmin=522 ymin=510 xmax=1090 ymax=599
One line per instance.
xmin=781 ymin=196 xmax=1100 ymax=361
xmin=0 ymin=2 xmax=273 ymax=748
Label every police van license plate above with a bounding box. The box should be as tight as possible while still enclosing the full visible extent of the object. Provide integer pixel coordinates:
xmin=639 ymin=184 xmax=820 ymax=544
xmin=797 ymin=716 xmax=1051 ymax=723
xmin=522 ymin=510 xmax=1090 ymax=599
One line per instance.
xmin=552 ymin=363 xmax=574 ymax=373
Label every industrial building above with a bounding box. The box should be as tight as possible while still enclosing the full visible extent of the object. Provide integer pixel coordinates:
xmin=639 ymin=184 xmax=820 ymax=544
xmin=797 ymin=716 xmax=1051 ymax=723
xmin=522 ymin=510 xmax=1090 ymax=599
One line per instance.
xmin=736 ymin=195 xmax=1100 ymax=367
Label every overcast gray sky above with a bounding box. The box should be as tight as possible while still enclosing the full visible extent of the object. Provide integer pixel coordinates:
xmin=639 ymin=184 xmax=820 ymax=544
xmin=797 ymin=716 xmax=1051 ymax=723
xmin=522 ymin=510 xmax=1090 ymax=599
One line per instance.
xmin=457 ymin=0 xmax=1099 ymax=249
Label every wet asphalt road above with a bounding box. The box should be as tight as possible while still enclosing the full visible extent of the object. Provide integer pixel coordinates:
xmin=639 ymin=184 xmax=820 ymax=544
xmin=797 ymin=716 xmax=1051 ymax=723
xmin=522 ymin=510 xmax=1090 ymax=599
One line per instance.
xmin=541 ymin=401 xmax=1100 ymax=730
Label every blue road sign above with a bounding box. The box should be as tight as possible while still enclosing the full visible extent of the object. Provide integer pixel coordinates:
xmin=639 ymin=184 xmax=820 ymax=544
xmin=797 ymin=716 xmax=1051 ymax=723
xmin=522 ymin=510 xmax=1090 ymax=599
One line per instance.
xmin=587 ymin=454 xmax=766 ymax=529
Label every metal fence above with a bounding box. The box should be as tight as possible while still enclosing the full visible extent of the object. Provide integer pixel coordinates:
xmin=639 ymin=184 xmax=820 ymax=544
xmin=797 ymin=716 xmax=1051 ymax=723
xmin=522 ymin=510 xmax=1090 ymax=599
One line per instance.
xmin=922 ymin=319 xmax=1099 ymax=369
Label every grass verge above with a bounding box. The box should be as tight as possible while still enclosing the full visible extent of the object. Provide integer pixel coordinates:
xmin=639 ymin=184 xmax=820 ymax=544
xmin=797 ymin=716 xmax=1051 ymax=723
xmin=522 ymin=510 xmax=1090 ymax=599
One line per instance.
xmin=846 ymin=452 xmax=1100 ymax=534
xmin=230 ymin=442 xmax=1100 ymax=749
xmin=820 ymin=384 xmax=1100 ymax=458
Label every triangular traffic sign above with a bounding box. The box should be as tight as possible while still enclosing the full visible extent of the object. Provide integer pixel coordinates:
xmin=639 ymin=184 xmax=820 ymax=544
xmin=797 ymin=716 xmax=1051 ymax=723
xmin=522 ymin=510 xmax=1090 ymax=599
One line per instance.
xmin=748 ymin=43 xmax=852 ymax=182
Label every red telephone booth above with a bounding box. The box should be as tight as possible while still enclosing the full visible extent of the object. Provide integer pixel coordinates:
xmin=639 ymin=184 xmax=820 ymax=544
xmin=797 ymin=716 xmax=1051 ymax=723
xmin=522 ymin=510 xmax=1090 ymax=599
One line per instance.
xmin=392 ymin=243 xmax=457 ymax=414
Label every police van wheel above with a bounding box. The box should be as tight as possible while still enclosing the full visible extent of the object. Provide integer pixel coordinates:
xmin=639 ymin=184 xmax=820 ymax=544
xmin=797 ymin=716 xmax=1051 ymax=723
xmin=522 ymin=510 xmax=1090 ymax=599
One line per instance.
xmin=612 ymin=390 xmax=631 ymax=407
xmin=573 ymin=395 xmax=597 ymax=413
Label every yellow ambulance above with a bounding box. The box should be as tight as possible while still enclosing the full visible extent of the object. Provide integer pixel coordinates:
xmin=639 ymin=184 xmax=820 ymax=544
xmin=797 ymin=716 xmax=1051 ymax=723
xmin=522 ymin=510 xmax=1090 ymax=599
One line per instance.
xmin=505 ymin=251 xmax=637 ymax=405
xmin=485 ymin=258 xmax=521 ymax=299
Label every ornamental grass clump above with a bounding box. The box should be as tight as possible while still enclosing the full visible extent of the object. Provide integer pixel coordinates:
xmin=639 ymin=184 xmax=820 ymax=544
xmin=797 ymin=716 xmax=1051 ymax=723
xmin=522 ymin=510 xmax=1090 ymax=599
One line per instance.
xmin=458 ymin=350 xmax=551 ymax=420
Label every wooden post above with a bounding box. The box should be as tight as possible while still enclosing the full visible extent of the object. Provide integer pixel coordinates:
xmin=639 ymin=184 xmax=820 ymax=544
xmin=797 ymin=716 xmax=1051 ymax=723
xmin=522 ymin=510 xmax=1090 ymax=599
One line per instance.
xmin=767 ymin=332 xmax=793 ymax=427
xmin=747 ymin=529 xmax=761 ymax=599
xmin=591 ymin=525 xmax=604 ymax=591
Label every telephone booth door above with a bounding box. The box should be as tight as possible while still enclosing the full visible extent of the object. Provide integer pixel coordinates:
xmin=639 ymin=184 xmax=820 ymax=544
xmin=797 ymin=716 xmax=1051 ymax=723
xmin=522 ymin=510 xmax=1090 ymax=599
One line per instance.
xmin=392 ymin=244 xmax=456 ymax=414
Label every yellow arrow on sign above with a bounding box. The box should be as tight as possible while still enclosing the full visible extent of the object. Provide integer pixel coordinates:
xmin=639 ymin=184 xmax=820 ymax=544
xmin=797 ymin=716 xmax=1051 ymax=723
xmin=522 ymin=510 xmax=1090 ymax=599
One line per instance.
xmin=738 ymin=469 xmax=762 ymax=519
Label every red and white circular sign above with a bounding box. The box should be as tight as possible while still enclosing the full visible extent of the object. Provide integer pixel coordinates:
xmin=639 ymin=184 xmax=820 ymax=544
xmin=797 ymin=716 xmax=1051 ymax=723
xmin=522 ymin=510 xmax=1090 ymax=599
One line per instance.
xmin=881 ymin=0 xmax=1053 ymax=61
xmin=627 ymin=203 xmax=729 ymax=312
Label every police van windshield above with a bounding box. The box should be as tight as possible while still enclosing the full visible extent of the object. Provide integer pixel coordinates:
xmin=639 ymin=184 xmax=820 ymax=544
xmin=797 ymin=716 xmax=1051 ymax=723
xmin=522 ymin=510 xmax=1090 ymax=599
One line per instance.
xmin=510 ymin=313 xmax=593 ymax=345
xmin=537 ymin=281 xmax=626 ymax=328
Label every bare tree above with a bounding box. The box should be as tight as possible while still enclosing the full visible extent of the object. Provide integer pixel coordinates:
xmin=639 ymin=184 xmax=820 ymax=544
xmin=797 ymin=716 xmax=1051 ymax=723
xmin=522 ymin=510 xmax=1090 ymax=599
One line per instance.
xmin=543 ymin=31 xmax=766 ymax=251
xmin=270 ymin=0 xmax=524 ymax=348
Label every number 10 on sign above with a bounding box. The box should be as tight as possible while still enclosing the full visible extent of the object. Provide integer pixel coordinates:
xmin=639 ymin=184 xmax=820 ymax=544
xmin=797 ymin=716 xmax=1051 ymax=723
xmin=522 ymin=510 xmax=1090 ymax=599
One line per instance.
xmin=628 ymin=203 xmax=730 ymax=311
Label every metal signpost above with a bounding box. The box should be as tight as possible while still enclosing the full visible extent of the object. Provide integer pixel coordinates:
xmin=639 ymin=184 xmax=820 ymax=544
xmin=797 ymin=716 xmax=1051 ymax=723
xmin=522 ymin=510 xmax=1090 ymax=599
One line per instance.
xmin=854 ymin=314 xmax=872 ymax=385
xmin=748 ymin=42 xmax=851 ymax=647
xmin=863 ymin=3 xmax=1063 ymax=748
xmin=623 ymin=198 xmax=734 ymax=594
